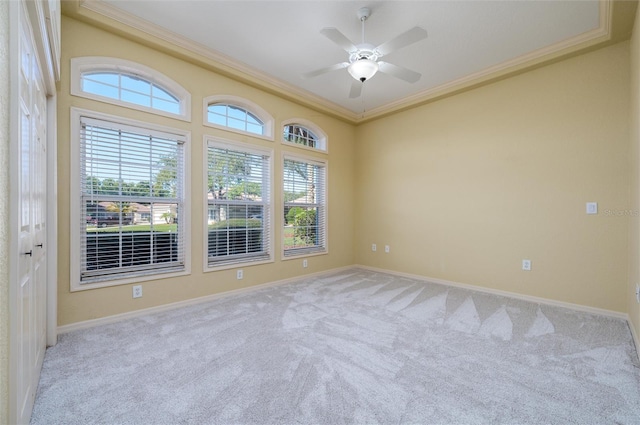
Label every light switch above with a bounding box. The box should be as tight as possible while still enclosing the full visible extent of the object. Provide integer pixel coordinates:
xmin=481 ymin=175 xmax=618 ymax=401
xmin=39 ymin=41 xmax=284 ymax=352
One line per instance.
xmin=586 ymin=202 xmax=598 ymax=215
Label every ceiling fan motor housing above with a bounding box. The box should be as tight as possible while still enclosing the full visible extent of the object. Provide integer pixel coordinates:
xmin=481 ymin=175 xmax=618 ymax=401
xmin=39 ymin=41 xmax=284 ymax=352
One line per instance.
xmin=349 ymin=44 xmax=379 ymax=64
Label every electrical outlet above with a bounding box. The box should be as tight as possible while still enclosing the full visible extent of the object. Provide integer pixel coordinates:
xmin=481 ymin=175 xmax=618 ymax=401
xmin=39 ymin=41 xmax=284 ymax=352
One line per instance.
xmin=522 ymin=259 xmax=531 ymax=271
xmin=237 ymin=269 xmax=243 ymax=280
xmin=132 ymin=285 xmax=142 ymax=298
xmin=385 ymin=245 xmax=390 ymax=253
xmin=636 ymin=283 xmax=640 ymax=304
xmin=303 ymin=259 xmax=308 ymax=268
xmin=372 ymin=243 xmax=377 ymax=252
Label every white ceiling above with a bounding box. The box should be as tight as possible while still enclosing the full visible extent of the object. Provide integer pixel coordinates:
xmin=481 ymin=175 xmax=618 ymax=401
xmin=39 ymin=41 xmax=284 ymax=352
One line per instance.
xmin=91 ymin=0 xmax=601 ymax=118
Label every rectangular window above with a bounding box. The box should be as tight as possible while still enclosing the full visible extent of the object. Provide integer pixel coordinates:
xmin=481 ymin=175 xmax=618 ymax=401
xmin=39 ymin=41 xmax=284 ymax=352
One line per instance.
xmin=283 ymin=155 xmax=327 ymax=257
xmin=78 ymin=116 xmax=186 ymax=285
xmin=206 ymin=140 xmax=272 ymax=268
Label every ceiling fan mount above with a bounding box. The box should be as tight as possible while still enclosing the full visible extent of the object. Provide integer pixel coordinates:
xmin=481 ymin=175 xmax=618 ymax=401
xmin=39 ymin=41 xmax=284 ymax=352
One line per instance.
xmin=357 ymin=6 xmax=371 ymax=22
xmin=303 ymin=6 xmax=428 ymax=98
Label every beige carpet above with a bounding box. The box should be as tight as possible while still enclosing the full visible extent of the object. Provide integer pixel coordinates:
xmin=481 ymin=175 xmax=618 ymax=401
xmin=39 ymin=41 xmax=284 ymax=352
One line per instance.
xmin=31 ymin=269 xmax=640 ymax=424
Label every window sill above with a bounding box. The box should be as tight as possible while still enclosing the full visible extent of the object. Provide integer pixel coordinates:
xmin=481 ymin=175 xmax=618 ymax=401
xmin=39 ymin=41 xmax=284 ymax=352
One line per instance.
xmin=203 ymin=121 xmax=274 ymax=142
xmin=281 ymin=140 xmax=328 ymax=154
xmin=281 ymin=249 xmax=328 ymax=261
xmin=70 ymin=269 xmax=190 ymax=292
xmin=204 ymin=257 xmax=274 ymax=273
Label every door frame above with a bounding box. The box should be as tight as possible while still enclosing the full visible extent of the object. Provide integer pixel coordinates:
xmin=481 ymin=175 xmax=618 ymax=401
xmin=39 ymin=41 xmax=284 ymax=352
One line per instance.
xmin=46 ymin=94 xmax=57 ymax=348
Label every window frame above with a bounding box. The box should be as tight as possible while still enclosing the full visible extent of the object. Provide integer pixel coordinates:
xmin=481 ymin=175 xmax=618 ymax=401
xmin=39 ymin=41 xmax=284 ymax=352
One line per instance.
xmin=282 ymin=152 xmax=328 ymax=260
xmin=71 ymin=57 xmax=192 ymax=121
xmin=203 ymin=136 xmax=274 ymax=272
xmin=203 ymin=95 xmax=274 ymax=141
xmin=70 ymin=107 xmax=191 ymax=291
xmin=281 ymin=119 xmax=328 ymax=153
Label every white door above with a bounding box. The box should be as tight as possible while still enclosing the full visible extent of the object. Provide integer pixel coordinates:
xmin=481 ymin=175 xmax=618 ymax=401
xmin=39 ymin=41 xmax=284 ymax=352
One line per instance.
xmin=12 ymin=2 xmax=48 ymax=423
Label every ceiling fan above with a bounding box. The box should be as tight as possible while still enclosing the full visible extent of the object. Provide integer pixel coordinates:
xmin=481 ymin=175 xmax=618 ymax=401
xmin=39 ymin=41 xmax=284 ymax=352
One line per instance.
xmin=303 ymin=7 xmax=428 ymax=99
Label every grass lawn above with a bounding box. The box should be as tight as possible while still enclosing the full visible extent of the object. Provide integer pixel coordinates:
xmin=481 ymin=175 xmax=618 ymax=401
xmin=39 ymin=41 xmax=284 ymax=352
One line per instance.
xmin=88 ymin=222 xmax=316 ymax=251
xmin=283 ymin=226 xmax=313 ymax=249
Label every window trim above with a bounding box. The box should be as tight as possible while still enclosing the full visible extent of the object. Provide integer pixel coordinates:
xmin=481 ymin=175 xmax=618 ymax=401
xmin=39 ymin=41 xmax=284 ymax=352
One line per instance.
xmin=203 ymin=95 xmax=274 ymax=141
xmin=203 ymin=135 xmax=274 ymax=272
xmin=281 ymin=118 xmax=328 ymax=153
xmin=70 ymin=107 xmax=191 ymax=292
xmin=71 ymin=57 xmax=192 ymax=122
xmin=281 ymin=152 xmax=328 ymax=260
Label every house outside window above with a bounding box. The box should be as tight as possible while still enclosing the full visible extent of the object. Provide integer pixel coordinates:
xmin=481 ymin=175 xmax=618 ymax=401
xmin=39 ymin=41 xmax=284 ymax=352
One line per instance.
xmin=206 ymin=138 xmax=273 ymax=269
xmin=70 ymin=109 xmax=190 ymax=290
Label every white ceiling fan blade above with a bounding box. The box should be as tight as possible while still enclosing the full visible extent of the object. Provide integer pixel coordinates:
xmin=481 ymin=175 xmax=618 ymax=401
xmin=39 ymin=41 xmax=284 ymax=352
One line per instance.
xmin=375 ymin=27 xmax=428 ymax=57
xmin=320 ymin=27 xmax=357 ymax=53
xmin=349 ymin=80 xmax=362 ymax=99
xmin=302 ymin=62 xmax=350 ymax=79
xmin=378 ymin=61 xmax=422 ymax=83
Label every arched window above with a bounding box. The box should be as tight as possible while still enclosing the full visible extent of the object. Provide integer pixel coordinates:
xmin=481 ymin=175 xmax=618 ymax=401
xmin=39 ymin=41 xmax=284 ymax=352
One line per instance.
xmin=208 ymin=104 xmax=263 ymax=134
xmin=282 ymin=119 xmax=327 ymax=152
xmin=204 ymin=95 xmax=274 ymax=140
xmin=71 ymin=57 xmax=191 ymax=121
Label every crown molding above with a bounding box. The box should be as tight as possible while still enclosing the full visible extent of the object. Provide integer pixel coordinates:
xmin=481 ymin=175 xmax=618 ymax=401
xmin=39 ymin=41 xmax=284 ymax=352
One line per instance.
xmin=64 ymin=0 xmax=625 ymax=125
xmin=70 ymin=0 xmax=360 ymax=123
xmin=359 ymin=0 xmax=615 ymax=122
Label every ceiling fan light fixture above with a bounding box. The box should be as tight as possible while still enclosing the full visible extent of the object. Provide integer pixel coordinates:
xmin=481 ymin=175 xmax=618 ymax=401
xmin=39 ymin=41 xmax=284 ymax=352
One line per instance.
xmin=348 ymin=58 xmax=379 ymax=82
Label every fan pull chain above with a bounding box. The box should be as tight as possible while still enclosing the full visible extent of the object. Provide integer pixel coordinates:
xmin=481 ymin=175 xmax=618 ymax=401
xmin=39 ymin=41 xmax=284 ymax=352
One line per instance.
xmin=361 ymin=82 xmax=367 ymax=118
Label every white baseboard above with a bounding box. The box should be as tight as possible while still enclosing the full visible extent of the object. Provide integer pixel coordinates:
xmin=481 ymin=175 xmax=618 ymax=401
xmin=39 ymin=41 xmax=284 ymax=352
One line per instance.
xmin=58 ymin=263 xmax=640 ymax=363
xmin=355 ymin=264 xmax=628 ymax=320
xmin=356 ymin=265 xmax=640 ymax=362
xmin=628 ymin=316 xmax=640 ymax=363
xmin=57 ymin=265 xmax=353 ymax=334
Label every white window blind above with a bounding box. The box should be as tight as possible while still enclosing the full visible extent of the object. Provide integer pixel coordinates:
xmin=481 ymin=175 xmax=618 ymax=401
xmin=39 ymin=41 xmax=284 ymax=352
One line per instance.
xmin=207 ymin=141 xmax=271 ymax=267
xmin=283 ymin=155 xmax=327 ymax=257
xmin=79 ymin=116 xmax=186 ymax=283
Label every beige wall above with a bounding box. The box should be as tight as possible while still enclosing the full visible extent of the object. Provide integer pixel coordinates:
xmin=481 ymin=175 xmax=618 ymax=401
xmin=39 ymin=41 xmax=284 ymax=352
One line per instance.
xmin=355 ymin=42 xmax=631 ymax=312
xmin=629 ymin=5 xmax=640 ymax=341
xmin=59 ymin=13 xmax=638 ymax=329
xmin=0 ymin=0 xmax=10 ymax=421
xmin=57 ymin=17 xmax=355 ymax=325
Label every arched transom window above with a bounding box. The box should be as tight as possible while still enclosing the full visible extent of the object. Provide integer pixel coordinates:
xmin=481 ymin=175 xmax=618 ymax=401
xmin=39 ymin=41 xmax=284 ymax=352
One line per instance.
xmin=203 ymin=95 xmax=274 ymax=140
xmin=82 ymin=72 xmax=180 ymax=114
xmin=71 ymin=57 xmax=191 ymax=121
xmin=284 ymin=124 xmax=319 ymax=149
xmin=282 ymin=119 xmax=327 ymax=152
xmin=207 ymin=104 xmax=264 ymax=135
